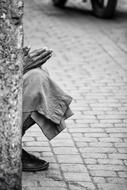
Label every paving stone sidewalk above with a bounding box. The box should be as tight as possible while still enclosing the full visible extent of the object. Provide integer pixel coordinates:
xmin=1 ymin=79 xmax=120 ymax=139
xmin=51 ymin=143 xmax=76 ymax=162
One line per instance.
xmin=22 ymin=0 xmax=127 ymax=189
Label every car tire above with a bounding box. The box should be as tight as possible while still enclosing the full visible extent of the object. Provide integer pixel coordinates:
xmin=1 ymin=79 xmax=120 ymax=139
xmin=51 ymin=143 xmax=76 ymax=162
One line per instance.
xmin=52 ymin=0 xmax=67 ymax=7
xmin=91 ymin=0 xmax=118 ymax=18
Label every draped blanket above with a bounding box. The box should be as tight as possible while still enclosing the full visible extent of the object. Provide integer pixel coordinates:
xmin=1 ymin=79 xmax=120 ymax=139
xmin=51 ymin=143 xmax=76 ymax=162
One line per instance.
xmin=23 ymin=68 xmax=73 ymax=140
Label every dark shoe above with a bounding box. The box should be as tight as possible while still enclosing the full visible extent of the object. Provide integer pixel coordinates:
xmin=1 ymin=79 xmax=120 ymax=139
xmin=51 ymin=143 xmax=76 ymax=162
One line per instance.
xmin=22 ymin=149 xmax=49 ymax=172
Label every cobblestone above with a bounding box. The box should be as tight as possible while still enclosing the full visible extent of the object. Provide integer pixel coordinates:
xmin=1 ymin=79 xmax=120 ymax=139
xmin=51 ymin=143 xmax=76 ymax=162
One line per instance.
xmin=90 ymin=170 xmax=117 ymax=177
xmin=68 ymin=182 xmax=96 ymax=190
xmin=60 ymin=164 xmax=88 ymax=172
xmin=97 ymin=184 xmax=127 ymax=190
xmin=56 ymin=155 xmax=83 ymax=164
xmin=63 ymin=172 xmax=91 ymax=182
xmin=22 ymin=0 xmax=127 ymax=189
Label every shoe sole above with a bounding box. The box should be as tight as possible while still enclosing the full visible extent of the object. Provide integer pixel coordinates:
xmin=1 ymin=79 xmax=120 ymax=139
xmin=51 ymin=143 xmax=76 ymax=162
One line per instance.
xmin=22 ymin=162 xmax=49 ymax=172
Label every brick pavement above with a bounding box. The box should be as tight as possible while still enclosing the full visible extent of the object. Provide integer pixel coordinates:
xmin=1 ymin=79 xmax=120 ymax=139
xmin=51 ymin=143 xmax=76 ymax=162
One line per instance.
xmin=22 ymin=0 xmax=127 ymax=189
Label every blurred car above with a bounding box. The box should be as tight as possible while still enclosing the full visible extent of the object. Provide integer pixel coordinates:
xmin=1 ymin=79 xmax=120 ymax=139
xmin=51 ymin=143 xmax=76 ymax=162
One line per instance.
xmin=52 ymin=0 xmax=118 ymax=18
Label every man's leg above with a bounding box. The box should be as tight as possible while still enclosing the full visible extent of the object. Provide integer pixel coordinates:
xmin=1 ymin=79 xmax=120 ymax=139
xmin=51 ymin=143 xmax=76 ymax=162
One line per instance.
xmin=22 ymin=114 xmax=35 ymax=136
xmin=22 ymin=113 xmax=49 ymax=172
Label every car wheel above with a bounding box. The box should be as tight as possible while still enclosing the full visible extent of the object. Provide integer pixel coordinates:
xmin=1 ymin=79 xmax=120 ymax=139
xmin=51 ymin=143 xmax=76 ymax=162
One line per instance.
xmin=91 ymin=0 xmax=118 ymax=18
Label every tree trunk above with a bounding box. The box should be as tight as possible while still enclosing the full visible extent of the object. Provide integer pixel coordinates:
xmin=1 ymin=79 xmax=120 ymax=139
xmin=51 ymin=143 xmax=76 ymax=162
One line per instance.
xmin=0 ymin=0 xmax=24 ymax=189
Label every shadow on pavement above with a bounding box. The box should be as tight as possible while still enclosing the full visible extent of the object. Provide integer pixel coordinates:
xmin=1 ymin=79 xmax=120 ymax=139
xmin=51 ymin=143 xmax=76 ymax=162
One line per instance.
xmin=55 ymin=6 xmax=92 ymax=17
xmin=115 ymin=9 xmax=127 ymax=21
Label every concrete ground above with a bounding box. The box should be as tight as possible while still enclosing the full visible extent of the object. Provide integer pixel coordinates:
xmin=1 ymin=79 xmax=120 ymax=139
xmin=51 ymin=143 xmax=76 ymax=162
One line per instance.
xmin=22 ymin=0 xmax=127 ymax=189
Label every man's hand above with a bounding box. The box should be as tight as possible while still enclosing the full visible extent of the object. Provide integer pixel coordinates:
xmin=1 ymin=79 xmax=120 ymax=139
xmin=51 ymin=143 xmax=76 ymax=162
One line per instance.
xmin=23 ymin=47 xmax=53 ymax=74
xmin=30 ymin=48 xmax=52 ymax=64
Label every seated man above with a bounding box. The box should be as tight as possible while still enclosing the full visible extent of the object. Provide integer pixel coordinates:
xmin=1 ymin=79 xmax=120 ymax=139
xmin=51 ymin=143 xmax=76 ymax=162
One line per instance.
xmin=22 ymin=47 xmax=73 ymax=172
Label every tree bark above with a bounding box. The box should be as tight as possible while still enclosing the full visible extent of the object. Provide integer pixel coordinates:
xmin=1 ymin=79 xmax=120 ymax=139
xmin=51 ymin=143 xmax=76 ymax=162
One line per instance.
xmin=0 ymin=0 xmax=24 ymax=189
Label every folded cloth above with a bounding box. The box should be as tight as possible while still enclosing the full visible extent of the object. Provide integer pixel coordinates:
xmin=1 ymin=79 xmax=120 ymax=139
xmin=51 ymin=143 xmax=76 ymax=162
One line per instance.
xmin=23 ymin=68 xmax=73 ymax=140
